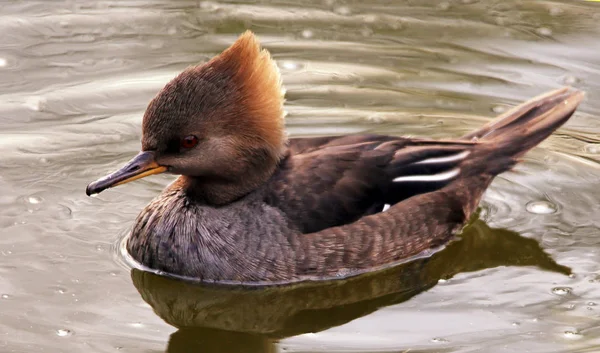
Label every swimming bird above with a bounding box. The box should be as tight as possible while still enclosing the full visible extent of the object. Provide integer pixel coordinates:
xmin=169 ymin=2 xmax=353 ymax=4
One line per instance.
xmin=86 ymin=31 xmax=584 ymax=284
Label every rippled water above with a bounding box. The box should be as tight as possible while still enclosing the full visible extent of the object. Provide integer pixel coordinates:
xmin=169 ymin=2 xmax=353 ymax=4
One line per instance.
xmin=1 ymin=1 xmax=600 ymax=352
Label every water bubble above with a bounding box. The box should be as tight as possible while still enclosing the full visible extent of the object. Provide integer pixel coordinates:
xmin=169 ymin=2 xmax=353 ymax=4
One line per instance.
xmin=526 ymin=200 xmax=557 ymax=215
xmin=0 ymin=58 xmax=7 ymax=67
xmin=363 ymin=14 xmax=377 ymax=23
xmin=1 ymin=294 xmax=11 ymax=299
xmin=333 ymin=6 xmax=351 ymax=16
xmin=390 ymin=22 xmax=403 ymax=30
xmin=536 ymin=27 xmax=553 ymax=37
xmin=584 ymin=144 xmax=600 ymax=154
xmin=563 ymin=330 xmax=582 ymax=340
xmin=279 ymin=61 xmax=304 ymax=72
xmin=199 ymin=1 xmax=215 ymax=9
xmin=562 ymin=75 xmax=579 ymax=85
xmin=366 ymin=113 xmax=388 ymax=124
xmin=360 ymin=27 xmax=373 ymax=37
xmin=543 ymin=154 xmax=559 ymax=164
xmin=492 ymin=105 xmax=507 ymax=114
xmin=78 ymin=34 xmax=96 ymax=42
xmin=551 ymin=286 xmax=572 ymax=296
xmin=57 ymin=205 xmax=73 ymax=220
xmin=56 ymin=329 xmax=72 ymax=337
xmin=431 ymin=337 xmax=449 ymax=343
xmin=25 ymin=96 xmax=47 ymax=112
xmin=437 ymin=2 xmax=451 ymax=10
xmin=301 ymin=29 xmax=314 ymax=39
xmin=512 ymin=322 xmax=520 ymax=326
xmin=587 ymin=302 xmax=596 ymax=306
xmin=27 ymin=196 xmax=42 ymax=204
xmin=130 ymin=322 xmax=144 ymax=328
xmin=549 ymin=7 xmax=564 ymax=16
xmin=149 ymin=40 xmax=164 ymax=50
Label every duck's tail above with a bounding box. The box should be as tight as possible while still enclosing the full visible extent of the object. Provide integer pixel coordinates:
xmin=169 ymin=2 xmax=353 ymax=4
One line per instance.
xmin=380 ymin=87 xmax=584 ymax=209
xmin=456 ymin=86 xmax=584 ymax=216
xmin=464 ymin=87 xmax=584 ymax=158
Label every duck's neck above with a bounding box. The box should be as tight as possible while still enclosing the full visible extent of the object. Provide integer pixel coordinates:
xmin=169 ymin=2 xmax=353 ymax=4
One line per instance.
xmin=178 ymin=149 xmax=287 ymax=205
xmin=177 ymin=175 xmax=264 ymax=205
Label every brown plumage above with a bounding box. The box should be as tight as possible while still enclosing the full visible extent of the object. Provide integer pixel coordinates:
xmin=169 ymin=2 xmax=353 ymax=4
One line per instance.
xmin=86 ymin=31 xmax=585 ymax=284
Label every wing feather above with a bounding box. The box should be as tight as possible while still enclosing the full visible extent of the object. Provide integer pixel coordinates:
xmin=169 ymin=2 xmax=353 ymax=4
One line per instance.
xmin=265 ymin=135 xmax=477 ymax=233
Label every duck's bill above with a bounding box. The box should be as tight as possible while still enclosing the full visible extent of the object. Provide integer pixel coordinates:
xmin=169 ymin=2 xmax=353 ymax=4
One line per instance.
xmin=85 ymin=151 xmax=167 ymax=196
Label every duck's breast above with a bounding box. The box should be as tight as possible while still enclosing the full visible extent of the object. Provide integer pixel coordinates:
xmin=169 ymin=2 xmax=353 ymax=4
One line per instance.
xmin=127 ymin=189 xmax=302 ymax=283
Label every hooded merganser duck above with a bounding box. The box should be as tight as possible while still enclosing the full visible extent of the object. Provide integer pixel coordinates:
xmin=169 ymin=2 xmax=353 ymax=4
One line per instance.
xmin=86 ymin=31 xmax=584 ymax=284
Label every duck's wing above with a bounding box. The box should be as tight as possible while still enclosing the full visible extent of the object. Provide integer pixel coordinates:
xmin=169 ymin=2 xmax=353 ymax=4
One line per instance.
xmin=293 ymin=87 xmax=583 ymax=279
xmin=265 ymin=134 xmax=478 ymax=233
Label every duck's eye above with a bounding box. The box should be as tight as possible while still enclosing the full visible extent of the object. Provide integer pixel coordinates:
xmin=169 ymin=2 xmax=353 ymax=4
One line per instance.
xmin=180 ymin=135 xmax=199 ymax=149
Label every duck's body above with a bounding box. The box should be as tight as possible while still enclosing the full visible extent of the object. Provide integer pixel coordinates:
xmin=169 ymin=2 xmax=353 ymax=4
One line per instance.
xmin=87 ymin=31 xmax=584 ymax=283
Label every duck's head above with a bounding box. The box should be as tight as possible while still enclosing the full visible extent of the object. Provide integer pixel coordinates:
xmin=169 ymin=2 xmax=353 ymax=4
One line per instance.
xmin=86 ymin=31 xmax=286 ymax=204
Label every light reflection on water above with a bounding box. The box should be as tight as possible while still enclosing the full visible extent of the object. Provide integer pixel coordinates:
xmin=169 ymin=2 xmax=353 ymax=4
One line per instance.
xmin=0 ymin=1 xmax=600 ymax=352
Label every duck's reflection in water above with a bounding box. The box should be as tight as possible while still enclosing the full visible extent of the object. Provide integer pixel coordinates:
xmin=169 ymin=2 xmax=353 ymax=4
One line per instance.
xmin=130 ymin=219 xmax=570 ymax=353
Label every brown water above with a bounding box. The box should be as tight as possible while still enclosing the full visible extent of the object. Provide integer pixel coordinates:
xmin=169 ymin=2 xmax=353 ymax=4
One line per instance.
xmin=1 ymin=1 xmax=600 ymax=352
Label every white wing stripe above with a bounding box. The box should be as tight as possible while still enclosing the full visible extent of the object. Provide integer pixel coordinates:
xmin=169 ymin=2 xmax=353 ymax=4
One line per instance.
xmin=414 ymin=150 xmax=471 ymax=165
xmin=393 ymin=168 xmax=460 ymax=183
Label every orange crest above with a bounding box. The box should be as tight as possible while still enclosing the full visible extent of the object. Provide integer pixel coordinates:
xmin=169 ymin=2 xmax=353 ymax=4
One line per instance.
xmin=209 ymin=31 xmax=286 ymax=155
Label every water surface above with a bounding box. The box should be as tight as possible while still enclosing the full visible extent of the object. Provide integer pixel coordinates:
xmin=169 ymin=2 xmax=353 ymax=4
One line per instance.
xmin=1 ymin=1 xmax=600 ymax=352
